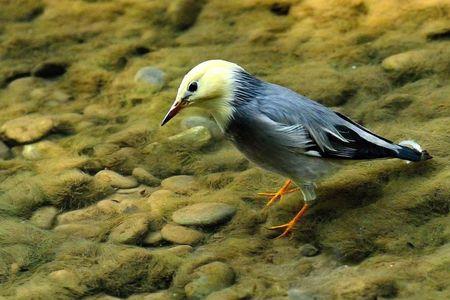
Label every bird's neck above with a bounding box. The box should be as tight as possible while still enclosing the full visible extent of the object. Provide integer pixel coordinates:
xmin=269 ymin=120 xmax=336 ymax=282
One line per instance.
xmin=205 ymin=98 xmax=235 ymax=133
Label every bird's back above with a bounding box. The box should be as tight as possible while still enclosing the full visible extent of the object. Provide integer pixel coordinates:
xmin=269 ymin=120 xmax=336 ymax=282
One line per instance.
xmin=224 ymin=73 xmax=430 ymax=182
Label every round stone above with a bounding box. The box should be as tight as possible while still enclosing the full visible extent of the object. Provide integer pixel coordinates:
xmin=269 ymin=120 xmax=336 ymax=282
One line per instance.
xmin=134 ymin=66 xmax=165 ymax=90
xmin=0 ymin=115 xmax=54 ymax=143
xmin=300 ymin=244 xmax=320 ymax=257
xmin=94 ymin=170 xmax=138 ymax=189
xmin=172 ymin=202 xmax=236 ymax=226
xmin=160 ymin=224 xmax=204 ymax=245
xmin=161 ymin=175 xmax=197 ymax=195
xmin=185 ymin=261 xmax=235 ymax=300
xmin=109 ymin=215 xmax=150 ymax=244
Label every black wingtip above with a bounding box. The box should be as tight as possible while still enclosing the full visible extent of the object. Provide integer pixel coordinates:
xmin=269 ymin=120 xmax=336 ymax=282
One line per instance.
xmin=420 ymin=150 xmax=433 ymax=161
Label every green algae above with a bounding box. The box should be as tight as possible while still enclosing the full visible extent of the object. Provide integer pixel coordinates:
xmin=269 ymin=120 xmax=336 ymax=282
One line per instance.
xmin=0 ymin=0 xmax=449 ymax=298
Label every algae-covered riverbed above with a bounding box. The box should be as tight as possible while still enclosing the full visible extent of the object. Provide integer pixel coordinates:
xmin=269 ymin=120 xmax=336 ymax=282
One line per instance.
xmin=0 ymin=0 xmax=449 ymax=299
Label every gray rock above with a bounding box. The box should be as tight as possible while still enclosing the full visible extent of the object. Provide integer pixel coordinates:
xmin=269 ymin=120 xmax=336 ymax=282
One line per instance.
xmin=0 ymin=115 xmax=54 ymax=143
xmin=172 ymin=202 xmax=236 ymax=226
xmin=161 ymin=224 xmax=204 ymax=245
xmin=0 ymin=141 xmax=11 ymax=159
xmin=30 ymin=206 xmax=58 ymax=229
xmin=181 ymin=116 xmax=222 ymax=139
xmin=185 ymin=262 xmax=235 ymax=300
xmin=94 ymin=170 xmax=139 ymax=189
xmin=142 ymin=231 xmax=163 ymax=246
xmin=109 ymin=215 xmax=150 ymax=244
xmin=168 ymin=0 xmax=204 ymax=30
xmin=132 ymin=167 xmax=161 ymax=187
xmin=161 ymin=175 xmax=197 ymax=194
xmin=300 ymin=244 xmax=319 ymax=257
xmin=134 ymin=67 xmax=165 ymax=90
xmin=167 ymin=126 xmax=212 ymax=150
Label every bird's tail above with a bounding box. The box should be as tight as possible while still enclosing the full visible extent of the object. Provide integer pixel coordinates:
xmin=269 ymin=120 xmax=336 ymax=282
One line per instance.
xmin=396 ymin=140 xmax=432 ymax=162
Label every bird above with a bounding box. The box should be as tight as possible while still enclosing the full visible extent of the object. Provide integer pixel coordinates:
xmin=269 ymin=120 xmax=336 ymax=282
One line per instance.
xmin=161 ymin=59 xmax=432 ymax=237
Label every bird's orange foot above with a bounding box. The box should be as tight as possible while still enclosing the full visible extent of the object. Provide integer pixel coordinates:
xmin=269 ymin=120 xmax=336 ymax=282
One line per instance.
xmin=269 ymin=203 xmax=309 ymax=238
xmin=258 ymin=179 xmax=299 ymax=207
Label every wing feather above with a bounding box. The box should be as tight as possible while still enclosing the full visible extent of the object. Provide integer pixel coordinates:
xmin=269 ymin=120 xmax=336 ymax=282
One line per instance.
xmin=255 ymin=83 xmax=399 ymax=159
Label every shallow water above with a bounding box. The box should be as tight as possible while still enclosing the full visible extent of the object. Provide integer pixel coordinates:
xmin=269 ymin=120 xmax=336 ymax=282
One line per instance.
xmin=0 ymin=0 xmax=449 ymax=299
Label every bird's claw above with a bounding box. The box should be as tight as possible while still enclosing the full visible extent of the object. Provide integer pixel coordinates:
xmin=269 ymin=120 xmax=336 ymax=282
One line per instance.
xmin=268 ymin=222 xmax=296 ymax=238
xmin=258 ymin=180 xmax=299 ymax=207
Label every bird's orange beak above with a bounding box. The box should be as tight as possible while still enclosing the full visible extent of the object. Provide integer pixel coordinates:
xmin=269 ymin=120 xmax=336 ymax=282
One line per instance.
xmin=161 ymin=99 xmax=189 ymax=126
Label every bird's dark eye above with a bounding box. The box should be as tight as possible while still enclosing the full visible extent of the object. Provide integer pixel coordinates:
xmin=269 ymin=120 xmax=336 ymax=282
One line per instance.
xmin=188 ymin=81 xmax=198 ymax=92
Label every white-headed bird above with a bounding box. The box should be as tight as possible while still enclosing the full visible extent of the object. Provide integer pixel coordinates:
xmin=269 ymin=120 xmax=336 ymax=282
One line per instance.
xmin=161 ymin=60 xmax=432 ymax=237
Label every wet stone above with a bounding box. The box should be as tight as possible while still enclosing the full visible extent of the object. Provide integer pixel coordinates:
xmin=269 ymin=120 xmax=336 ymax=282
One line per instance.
xmin=132 ymin=167 xmax=161 ymax=187
xmin=166 ymin=245 xmax=193 ymax=255
xmin=0 ymin=115 xmax=54 ymax=143
xmin=185 ymin=261 xmax=235 ymax=300
xmin=381 ymin=50 xmax=427 ymax=72
xmin=143 ymin=231 xmax=163 ymax=246
xmin=54 ymin=223 xmax=103 ymax=240
xmin=300 ymin=244 xmax=320 ymax=257
xmin=161 ymin=224 xmax=204 ymax=245
xmin=134 ymin=66 xmax=165 ymax=90
xmin=94 ymin=170 xmax=139 ymax=189
xmin=181 ymin=116 xmax=222 ymax=140
xmin=168 ymin=0 xmax=204 ymax=30
xmin=109 ymin=215 xmax=150 ymax=244
xmin=167 ymin=126 xmax=212 ymax=150
xmin=172 ymin=202 xmax=236 ymax=226
xmin=161 ymin=175 xmax=197 ymax=195
xmin=30 ymin=206 xmax=58 ymax=229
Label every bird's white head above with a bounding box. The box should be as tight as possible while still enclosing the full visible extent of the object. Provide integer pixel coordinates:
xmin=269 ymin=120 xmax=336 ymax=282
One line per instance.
xmin=161 ymin=60 xmax=243 ymax=130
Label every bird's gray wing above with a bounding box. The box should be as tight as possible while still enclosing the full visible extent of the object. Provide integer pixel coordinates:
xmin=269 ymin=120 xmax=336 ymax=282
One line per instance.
xmin=256 ymin=83 xmax=400 ymax=159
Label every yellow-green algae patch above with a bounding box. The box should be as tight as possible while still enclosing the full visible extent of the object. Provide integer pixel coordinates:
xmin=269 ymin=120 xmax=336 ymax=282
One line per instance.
xmin=0 ymin=0 xmax=449 ymax=299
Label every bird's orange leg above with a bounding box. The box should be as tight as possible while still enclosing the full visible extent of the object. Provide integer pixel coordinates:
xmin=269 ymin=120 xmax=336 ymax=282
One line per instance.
xmin=269 ymin=203 xmax=310 ymax=238
xmin=258 ymin=179 xmax=300 ymax=207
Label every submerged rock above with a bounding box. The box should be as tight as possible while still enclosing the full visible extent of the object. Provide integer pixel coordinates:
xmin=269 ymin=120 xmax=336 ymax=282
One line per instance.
xmin=109 ymin=215 xmax=150 ymax=244
xmin=300 ymin=244 xmax=320 ymax=257
xmin=94 ymin=170 xmax=139 ymax=189
xmin=181 ymin=116 xmax=222 ymax=140
xmin=132 ymin=167 xmax=161 ymax=187
xmin=30 ymin=206 xmax=58 ymax=229
xmin=167 ymin=126 xmax=212 ymax=149
xmin=161 ymin=223 xmax=204 ymax=245
xmin=172 ymin=202 xmax=236 ymax=226
xmin=22 ymin=140 xmax=65 ymax=160
xmin=143 ymin=231 xmax=163 ymax=246
xmin=166 ymin=245 xmax=193 ymax=255
xmin=168 ymin=0 xmax=204 ymax=30
xmin=161 ymin=175 xmax=198 ymax=194
xmin=0 ymin=115 xmax=54 ymax=143
xmin=134 ymin=66 xmax=165 ymax=89
xmin=381 ymin=50 xmax=428 ymax=73
xmin=185 ymin=262 xmax=235 ymax=300
xmin=54 ymin=223 xmax=103 ymax=240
